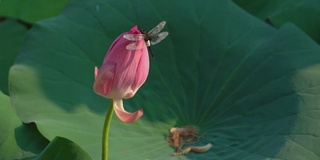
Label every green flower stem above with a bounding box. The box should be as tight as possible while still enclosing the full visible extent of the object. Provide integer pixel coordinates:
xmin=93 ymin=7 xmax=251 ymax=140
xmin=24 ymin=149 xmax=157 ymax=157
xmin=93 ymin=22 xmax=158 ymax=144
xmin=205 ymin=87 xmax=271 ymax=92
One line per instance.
xmin=102 ymin=100 xmax=114 ymax=160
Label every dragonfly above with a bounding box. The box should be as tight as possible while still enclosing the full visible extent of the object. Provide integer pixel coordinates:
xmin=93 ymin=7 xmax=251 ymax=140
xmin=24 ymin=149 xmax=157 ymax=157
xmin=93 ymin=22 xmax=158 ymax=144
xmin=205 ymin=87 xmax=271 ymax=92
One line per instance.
xmin=123 ymin=21 xmax=169 ymax=58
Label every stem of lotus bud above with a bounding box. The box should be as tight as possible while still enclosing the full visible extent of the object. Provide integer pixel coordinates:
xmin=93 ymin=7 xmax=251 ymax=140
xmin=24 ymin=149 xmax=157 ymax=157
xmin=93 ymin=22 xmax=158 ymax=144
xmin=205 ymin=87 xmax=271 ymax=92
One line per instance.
xmin=102 ymin=100 xmax=114 ymax=160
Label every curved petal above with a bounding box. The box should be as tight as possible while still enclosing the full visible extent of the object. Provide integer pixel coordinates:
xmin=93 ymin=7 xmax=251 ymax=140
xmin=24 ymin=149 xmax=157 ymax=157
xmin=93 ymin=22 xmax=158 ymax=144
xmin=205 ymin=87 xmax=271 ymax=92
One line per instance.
xmin=93 ymin=63 xmax=116 ymax=98
xmin=113 ymin=99 xmax=143 ymax=123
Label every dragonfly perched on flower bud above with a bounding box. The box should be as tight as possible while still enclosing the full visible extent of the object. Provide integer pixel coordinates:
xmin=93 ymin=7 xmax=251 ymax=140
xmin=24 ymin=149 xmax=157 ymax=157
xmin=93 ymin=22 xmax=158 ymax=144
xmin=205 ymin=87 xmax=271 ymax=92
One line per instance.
xmin=123 ymin=21 xmax=169 ymax=58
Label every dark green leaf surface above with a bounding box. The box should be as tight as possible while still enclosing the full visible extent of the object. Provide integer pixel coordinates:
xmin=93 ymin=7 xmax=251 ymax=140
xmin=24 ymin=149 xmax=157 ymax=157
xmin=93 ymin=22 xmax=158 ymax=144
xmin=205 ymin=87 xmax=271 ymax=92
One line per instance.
xmin=0 ymin=19 xmax=27 ymax=95
xmin=0 ymin=91 xmax=49 ymax=159
xmin=233 ymin=0 xmax=320 ymax=43
xmin=8 ymin=0 xmax=320 ymax=159
xmin=0 ymin=0 xmax=68 ymax=23
xmin=36 ymin=136 xmax=91 ymax=160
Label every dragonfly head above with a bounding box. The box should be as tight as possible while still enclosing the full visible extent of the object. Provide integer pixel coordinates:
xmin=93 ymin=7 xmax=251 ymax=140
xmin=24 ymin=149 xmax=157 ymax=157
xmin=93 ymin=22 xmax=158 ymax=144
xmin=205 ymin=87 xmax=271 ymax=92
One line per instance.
xmin=139 ymin=29 xmax=146 ymax=34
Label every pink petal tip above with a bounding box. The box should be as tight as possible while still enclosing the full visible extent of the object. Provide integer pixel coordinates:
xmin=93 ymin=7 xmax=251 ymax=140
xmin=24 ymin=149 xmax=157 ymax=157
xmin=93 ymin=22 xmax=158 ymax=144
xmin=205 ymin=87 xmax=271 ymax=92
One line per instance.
xmin=113 ymin=99 xmax=143 ymax=123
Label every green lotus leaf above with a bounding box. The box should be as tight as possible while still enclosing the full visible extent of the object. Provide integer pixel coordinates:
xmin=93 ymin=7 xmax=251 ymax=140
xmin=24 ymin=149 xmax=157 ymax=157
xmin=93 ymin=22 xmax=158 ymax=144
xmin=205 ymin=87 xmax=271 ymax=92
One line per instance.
xmin=36 ymin=136 xmax=91 ymax=160
xmin=233 ymin=0 xmax=320 ymax=43
xmin=0 ymin=0 xmax=68 ymax=23
xmin=8 ymin=0 xmax=320 ymax=159
xmin=0 ymin=19 xmax=27 ymax=95
xmin=0 ymin=90 xmax=48 ymax=159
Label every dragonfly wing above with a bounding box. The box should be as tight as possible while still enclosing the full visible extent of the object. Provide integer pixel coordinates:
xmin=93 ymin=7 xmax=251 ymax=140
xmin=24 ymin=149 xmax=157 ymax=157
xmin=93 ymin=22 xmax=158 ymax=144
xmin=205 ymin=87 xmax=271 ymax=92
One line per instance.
xmin=148 ymin=21 xmax=166 ymax=36
xmin=123 ymin=34 xmax=144 ymax=41
xmin=126 ymin=42 xmax=145 ymax=50
xmin=150 ymin=32 xmax=169 ymax=45
xmin=126 ymin=42 xmax=138 ymax=50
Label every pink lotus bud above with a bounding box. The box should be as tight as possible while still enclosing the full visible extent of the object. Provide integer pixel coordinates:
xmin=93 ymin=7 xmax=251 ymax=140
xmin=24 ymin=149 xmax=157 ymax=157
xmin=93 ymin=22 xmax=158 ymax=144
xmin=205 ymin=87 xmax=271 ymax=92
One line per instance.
xmin=93 ymin=26 xmax=149 ymax=123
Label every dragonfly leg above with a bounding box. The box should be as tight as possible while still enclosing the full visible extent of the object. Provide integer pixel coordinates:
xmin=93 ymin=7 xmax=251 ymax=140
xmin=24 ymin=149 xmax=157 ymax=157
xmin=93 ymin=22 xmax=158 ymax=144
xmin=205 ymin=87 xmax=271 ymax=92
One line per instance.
xmin=148 ymin=46 xmax=155 ymax=59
